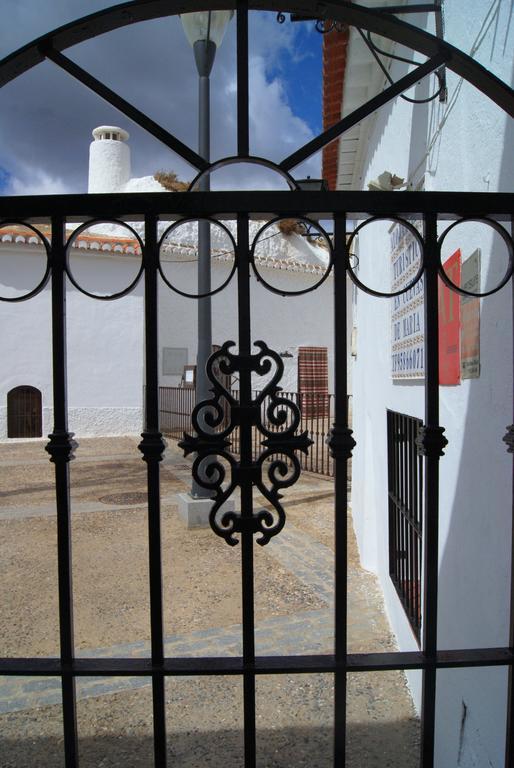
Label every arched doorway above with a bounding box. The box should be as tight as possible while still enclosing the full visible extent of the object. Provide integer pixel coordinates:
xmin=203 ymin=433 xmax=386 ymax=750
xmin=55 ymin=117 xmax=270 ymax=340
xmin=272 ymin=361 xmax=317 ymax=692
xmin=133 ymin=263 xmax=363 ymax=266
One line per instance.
xmin=7 ymin=385 xmax=42 ymax=438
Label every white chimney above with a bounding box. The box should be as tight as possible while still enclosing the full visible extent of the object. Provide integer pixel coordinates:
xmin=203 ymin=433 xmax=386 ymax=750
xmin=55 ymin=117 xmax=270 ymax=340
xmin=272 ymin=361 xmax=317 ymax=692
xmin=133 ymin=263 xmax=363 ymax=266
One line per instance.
xmin=88 ymin=126 xmax=131 ymax=193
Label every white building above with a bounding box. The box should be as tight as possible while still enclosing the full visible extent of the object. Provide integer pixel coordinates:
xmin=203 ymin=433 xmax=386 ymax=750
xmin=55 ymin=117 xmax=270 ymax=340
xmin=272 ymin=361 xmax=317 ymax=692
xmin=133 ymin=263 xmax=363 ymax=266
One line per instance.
xmin=328 ymin=1 xmax=513 ymax=765
xmin=0 ymin=125 xmax=337 ymax=440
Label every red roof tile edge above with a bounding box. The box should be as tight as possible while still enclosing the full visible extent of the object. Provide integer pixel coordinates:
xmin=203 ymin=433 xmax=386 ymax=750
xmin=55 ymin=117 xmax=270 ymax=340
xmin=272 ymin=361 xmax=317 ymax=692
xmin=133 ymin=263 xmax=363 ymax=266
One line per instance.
xmin=322 ymin=25 xmax=349 ymax=191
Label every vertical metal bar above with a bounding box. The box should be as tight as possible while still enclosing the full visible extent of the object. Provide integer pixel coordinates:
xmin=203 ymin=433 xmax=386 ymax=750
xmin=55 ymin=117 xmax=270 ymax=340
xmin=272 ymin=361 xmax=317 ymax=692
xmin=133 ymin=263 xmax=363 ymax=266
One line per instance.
xmin=237 ymin=1 xmax=249 ymax=157
xmin=237 ymin=213 xmax=256 ymax=767
xmin=399 ymin=415 xmax=404 ymax=591
xmin=330 ymin=215 xmax=354 ymax=766
xmin=394 ymin=413 xmax=400 ymax=587
xmin=397 ymin=415 xmax=402 ymax=589
xmin=401 ymin=415 xmax=407 ymax=594
xmin=139 ymin=213 xmax=167 ymax=768
xmin=504 ymin=244 xmax=514 ymax=766
xmin=419 ymin=212 xmax=445 ymax=768
xmin=315 ymin=394 xmax=320 ymax=473
xmin=321 ymin=395 xmax=326 ymax=476
xmin=45 ymin=216 xmax=79 ymax=767
xmin=387 ymin=411 xmax=395 ymax=579
xmin=404 ymin=415 xmax=409 ymax=598
xmin=407 ymin=418 xmax=414 ymax=623
xmin=409 ymin=420 xmax=415 ymax=627
xmin=418 ymin=429 xmax=424 ymax=634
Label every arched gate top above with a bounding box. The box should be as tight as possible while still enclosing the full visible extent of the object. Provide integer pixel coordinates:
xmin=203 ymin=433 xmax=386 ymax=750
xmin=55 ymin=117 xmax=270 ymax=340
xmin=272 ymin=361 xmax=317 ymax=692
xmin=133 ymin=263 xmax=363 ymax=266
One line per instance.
xmin=0 ymin=0 xmax=512 ymax=118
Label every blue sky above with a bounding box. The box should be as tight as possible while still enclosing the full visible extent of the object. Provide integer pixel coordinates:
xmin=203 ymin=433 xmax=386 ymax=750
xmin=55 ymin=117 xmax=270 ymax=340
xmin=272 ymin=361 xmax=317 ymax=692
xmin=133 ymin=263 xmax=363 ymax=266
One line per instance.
xmin=0 ymin=4 xmax=324 ymax=195
xmin=0 ymin=168 xmax=11 ymax=194
xmin=265 ymin=19 xmax=323 ymax=137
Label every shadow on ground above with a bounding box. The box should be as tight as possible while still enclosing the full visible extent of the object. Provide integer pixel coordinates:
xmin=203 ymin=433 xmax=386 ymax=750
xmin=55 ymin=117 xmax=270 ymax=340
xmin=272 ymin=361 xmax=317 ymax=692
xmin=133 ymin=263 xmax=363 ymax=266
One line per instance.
xmin=1 ymin=720 xmax=420 ymax=767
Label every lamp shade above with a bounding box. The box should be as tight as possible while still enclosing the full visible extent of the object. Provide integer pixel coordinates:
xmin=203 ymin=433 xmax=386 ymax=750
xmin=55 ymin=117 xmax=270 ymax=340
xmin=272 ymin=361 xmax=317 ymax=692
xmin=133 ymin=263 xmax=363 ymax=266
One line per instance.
xmin=180 ymin=11 xmax=234 ymax=48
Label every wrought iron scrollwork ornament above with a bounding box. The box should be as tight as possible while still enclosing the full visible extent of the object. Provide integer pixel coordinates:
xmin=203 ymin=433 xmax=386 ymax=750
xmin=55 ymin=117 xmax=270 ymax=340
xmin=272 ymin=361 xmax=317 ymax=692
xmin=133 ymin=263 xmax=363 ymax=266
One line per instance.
xmin=179 ymin=341 xmax=313 ymax=546
xmin=275 ymin=12 xmax=347 ymax=34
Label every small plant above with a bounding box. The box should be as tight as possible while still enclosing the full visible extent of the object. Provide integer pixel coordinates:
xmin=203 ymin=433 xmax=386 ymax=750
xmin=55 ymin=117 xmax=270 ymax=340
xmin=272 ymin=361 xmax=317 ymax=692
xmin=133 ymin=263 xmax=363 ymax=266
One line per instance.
xmin=154 ymin=171 xmax=189 ymax=192
xmin=277 ymin=218 xmax=306 ymax=236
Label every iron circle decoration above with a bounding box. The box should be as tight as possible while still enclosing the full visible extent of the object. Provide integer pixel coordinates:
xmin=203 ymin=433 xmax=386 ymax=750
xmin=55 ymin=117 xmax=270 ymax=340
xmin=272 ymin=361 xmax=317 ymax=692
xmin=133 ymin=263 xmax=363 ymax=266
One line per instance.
xmin=347 ymin=215 xmax=425 ymax=298
xmin=250 ymin=216 xmax=334 ymax=296
xmin=437 ymin=217 xmax=514 ymax=298
xmin=188 ymin=155 xmax=299 ymax=192
xmin=0 ymin=220 xmax=51 ymax=302
xmin=158 ymin=216 xmax=237 ymax=299
xmin=66 ymin=219 xmax=144 ymax=300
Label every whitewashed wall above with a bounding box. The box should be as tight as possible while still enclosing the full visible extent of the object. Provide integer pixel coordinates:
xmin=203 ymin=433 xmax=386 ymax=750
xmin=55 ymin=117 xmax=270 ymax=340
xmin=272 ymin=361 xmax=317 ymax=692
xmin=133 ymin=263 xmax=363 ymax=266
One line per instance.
xmin=348 ymin=2 xmax=514 ymax=764
xmin=0 ymin=244 xmax=144 ymax=440
xmin=1 ymin=240 xmax=337 ymax=441
xmin=158 ymin=259 xmax=335 ymax=394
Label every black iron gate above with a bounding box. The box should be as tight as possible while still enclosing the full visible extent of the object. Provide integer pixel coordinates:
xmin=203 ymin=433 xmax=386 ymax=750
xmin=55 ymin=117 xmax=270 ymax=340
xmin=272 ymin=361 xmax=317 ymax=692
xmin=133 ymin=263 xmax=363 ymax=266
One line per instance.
xmin=1 ymin=190 xmax=513 ymax=768
xmin=0 ymin=3 xmax=513 ymax=768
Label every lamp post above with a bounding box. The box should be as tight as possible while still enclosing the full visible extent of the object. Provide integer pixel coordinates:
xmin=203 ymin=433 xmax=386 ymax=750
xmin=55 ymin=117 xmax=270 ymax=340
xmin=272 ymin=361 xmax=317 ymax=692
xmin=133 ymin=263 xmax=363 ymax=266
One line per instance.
xmin=180 ymin=11 xmax=233 ymax=498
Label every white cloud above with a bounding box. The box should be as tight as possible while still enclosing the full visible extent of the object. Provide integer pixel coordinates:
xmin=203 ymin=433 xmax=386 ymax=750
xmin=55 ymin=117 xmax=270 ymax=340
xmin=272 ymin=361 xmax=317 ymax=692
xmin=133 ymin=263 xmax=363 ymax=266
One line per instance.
xmin=6 ymin=167 xmax=71 ymax=196
xmin=0 ymin=6 xmax=321 ymax=193
xmin=249 ymin=55 xmax=312 ymax=156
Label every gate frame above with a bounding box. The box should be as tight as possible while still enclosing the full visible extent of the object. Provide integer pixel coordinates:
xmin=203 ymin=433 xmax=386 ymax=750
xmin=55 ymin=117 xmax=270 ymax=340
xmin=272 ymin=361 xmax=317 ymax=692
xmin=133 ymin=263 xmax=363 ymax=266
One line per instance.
xmin=0 ymin=3 xmax=513 ymax=768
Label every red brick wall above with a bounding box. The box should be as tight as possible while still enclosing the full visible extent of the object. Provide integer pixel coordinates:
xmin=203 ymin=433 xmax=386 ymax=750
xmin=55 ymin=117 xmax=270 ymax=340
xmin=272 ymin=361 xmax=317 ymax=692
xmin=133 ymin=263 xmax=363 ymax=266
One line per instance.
xmin=322 ymin=26 xmax=349 ymax=190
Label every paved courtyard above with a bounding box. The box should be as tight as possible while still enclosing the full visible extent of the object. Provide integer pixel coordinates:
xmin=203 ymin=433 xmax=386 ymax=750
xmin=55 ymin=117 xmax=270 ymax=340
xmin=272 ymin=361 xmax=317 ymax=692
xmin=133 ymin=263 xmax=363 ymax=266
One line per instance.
xmin=0 ymin=437 xmax=419 ymax=766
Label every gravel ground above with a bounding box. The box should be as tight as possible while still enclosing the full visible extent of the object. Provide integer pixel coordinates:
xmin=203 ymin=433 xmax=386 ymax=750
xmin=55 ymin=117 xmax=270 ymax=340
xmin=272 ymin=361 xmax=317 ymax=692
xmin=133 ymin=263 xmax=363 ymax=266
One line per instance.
xmin=0 ymin=437 xmax=419 ymax=766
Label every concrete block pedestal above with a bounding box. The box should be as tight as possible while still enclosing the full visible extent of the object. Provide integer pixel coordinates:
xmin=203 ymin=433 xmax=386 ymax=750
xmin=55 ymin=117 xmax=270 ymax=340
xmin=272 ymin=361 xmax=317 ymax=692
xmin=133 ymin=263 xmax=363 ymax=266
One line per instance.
xmin=176 ymin=492 xmax=235 ymax=529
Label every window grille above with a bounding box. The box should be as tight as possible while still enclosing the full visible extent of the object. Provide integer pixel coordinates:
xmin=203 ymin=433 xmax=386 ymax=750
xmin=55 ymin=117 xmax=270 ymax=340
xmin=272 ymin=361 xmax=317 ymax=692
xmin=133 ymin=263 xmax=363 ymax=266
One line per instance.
xmin=387 ymin=409 xmax=424 ymax=641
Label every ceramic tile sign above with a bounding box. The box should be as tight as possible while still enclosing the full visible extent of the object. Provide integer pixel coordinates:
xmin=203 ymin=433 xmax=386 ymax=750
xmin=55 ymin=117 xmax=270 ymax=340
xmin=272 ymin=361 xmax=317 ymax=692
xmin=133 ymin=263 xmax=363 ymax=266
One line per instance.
xmin=391 ymin=223 xmax=425 ymax=379
xmin=438 ymin=248 xmax=461 ymax=385
xmin=460 ymin=248 xmax=481 ymax=379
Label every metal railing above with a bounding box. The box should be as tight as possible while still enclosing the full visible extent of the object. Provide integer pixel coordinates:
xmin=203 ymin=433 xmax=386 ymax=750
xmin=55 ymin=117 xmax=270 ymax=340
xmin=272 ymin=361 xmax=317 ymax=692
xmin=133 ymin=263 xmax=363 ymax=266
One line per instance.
xmin=387 ymin=409 xmax=424 ymax=642
xmin=159 ymin=386 xmax=340 ymax=478
xmin=158 ymin=386 xmax=196 ymax=439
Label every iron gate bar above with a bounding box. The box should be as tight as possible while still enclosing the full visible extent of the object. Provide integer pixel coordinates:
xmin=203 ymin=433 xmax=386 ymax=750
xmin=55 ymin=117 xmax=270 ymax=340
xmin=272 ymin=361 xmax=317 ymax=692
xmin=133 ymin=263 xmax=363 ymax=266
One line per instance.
xmin=3 ymin=647 xmax=514 ymax=677
xmin=279 ymin=52 xmax=448 ymax=172
xmin=418 ymin=213 xmax=446 ymax=767
xmin=236 ymin=1 xmax=249 ymax=157
xmin=138 ymin=213 xmax=168 ymax=767
xmin=236 ymin=212 xmax=257 ymax=766
xmin=2 ymin=190 xmax=513 ymax=222
xmin=505 ymin=249 xmax=514 ymax=765
xmin=45 ymin=216 xmax=79 ymax=766
xmin=329 ymin=215 xmax=354 ymax=763
xmin=43 ymin=47 xmax=208 ymax=173
xmin=1 ymin=1 xmax=512 ymax=116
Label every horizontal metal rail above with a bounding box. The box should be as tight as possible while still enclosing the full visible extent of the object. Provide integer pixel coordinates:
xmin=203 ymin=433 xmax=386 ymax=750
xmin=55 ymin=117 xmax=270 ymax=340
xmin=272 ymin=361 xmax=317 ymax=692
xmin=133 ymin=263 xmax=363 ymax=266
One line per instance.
xmin=1 ymin=646 xmax=513 ymax=676
xmin=1 ymin=190 xmax=513 ymax=222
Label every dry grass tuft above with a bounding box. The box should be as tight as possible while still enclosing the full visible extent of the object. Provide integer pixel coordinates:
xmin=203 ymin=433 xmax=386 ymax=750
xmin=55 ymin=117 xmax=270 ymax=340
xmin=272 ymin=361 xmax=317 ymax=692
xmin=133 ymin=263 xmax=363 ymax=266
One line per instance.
xmin=277 ymin=218 xmax=306 ymax=236
xmin=154 ymin=171 xmax=189 ymax=192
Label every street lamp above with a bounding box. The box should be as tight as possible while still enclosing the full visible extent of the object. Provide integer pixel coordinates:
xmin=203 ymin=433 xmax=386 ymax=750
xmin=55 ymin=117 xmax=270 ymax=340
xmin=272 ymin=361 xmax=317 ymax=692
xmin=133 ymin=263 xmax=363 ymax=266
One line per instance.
xmin=180 ymin=11 xmax=233 ymax=499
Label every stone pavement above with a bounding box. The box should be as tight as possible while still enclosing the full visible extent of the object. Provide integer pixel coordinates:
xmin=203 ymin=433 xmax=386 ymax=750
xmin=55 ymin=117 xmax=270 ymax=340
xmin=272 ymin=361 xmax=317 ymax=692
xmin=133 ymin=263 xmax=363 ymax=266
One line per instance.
xmin=0 ymin=440 xmax=410 ymax=729
xmin=0 ymin=519 xmax=336 ymax=714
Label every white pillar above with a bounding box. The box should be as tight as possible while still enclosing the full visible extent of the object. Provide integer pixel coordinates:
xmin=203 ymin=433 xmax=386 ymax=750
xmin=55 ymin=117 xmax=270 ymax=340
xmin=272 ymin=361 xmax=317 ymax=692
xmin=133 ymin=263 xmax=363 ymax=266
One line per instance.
xmin=88 ymin=126 xmax=131 ymax=193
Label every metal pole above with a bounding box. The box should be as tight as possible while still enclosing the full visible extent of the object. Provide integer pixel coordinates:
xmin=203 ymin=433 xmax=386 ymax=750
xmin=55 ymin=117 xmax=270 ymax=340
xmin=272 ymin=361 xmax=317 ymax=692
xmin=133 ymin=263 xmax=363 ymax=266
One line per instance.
xmin=192 ymin=39 xmax=215 ymax=498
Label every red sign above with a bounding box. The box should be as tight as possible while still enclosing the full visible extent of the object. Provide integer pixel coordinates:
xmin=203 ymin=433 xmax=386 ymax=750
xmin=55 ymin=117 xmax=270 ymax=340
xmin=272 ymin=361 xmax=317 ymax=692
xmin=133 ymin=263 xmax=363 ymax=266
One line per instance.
xmin=438 ymin=249 xmax=461 ymax=385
